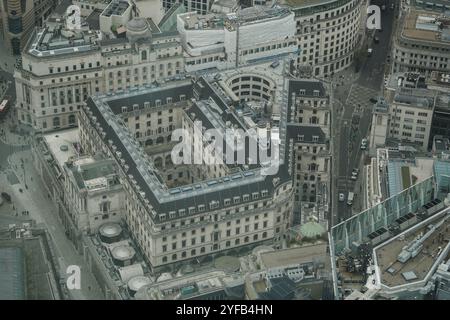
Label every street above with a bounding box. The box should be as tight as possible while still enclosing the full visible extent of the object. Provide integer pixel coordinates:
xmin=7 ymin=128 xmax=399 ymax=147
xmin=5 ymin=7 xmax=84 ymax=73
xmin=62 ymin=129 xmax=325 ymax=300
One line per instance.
xmin=331 ymin=3 xmax=396 ymax=224
xmin=0 ymin=45 xmax=104 ymax=299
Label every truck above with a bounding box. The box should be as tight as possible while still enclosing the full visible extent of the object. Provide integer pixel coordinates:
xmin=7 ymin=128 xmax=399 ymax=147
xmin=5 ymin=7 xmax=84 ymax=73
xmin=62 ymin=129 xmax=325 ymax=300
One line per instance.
xmin=347 ymin=192 xmax=354 ymax=206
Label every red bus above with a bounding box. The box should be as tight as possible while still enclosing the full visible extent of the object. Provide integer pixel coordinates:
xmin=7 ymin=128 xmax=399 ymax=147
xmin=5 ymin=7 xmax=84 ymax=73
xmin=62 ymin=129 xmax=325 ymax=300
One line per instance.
xmin=0 ymin=96 xmax=10 ymax=118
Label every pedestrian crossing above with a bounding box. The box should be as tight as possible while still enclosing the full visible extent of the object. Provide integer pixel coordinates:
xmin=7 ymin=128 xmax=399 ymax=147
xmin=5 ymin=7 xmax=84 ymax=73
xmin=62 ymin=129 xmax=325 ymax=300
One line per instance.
xmin=345 ymin=84 xmax=379 ymax=109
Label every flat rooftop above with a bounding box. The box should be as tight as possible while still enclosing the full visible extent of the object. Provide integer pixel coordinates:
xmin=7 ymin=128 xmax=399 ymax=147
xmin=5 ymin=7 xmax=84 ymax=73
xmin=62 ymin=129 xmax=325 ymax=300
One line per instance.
xmin=260 ymin=243 xmax=329 ymax=269
xmin=27 ymin=24 xmax=100 ymax=58
xmin=43 ymin=128 xmax=79 ymax=168
xmin=402 ymin=10 xmax=450 ymax=44
xmin=70 ymin=158 xmax=117 ymax=191
xmin=180 ymin=6 xmax=291 ymax=31
xmin=280 ymin=0 xmax=336 ymax=9
xmin=375 ymin=213 xmax=450 ymax=288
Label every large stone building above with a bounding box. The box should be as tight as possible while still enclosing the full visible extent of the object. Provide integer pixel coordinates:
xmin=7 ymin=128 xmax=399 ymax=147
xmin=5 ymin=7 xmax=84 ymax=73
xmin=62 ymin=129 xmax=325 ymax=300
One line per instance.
xmin=391 ymin=9 xmax=450 ymax=76
xmin=32 ymin=128 xmax=125 ymax=251
xmin=382 ymin=72 xmax=445 ymax=152
xmin=14 ymin=14 xmax=184 ymax=132
xmin=281 ymin=0 xmax=364 ymax=77
xmin=287 ymin=79 xmax=330 ymax=225
xmin=0 ymin=0 xmax=56 ymax=55
xmin=177 ymin=6 xmax=298 ymax=73
xmin=388 ymin=88 xmax=436 ymax=151
xmin=75 ymin=57 xmax=325 ymax=271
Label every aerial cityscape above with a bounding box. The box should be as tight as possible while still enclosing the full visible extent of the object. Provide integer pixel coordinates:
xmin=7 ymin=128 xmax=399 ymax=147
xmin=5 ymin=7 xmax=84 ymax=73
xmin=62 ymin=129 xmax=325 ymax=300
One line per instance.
xmin=0 ymin=0 xmax=449 ymax=302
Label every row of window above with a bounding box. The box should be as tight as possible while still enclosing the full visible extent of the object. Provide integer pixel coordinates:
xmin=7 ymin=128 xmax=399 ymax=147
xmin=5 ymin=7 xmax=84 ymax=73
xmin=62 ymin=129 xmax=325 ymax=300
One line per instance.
xmin=160 ymin=190 xmax=269 ymax=221
xmin=160 ymin=232 xmax=269 ymax=263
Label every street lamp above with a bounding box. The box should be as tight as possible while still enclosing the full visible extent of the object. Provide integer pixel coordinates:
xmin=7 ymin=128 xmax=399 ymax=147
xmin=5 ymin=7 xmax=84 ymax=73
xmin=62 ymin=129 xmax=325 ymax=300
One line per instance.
xmin=21 ymin=158 xmax=27 ymax=189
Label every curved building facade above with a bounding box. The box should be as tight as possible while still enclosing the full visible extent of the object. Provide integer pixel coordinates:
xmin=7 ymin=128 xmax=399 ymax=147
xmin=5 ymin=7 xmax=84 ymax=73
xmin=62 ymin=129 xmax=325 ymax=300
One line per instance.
xmin=391 ymin=9 xmax=450 ymax=76
xmin=226 ymin=72 xmax=276 ymax=102
xmin=281 ymin=0 xmax=363 ymax=76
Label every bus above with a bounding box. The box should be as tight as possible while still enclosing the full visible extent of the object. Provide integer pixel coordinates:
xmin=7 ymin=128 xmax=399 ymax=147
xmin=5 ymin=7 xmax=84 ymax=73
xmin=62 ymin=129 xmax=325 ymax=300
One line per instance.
xmin=0 ymin=97 xmax=10 ymax=119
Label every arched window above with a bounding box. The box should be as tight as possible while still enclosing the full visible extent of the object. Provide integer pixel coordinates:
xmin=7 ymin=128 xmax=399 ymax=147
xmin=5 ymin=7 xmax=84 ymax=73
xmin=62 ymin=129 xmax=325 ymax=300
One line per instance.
xmin=68 ymin=114 xmax=76 ymax=125
xmin=141 ymin=50 xmax=147 ymax=61
xmin=145 ymin=139 xmax=153 ymax=146
xmin=154 ymin=157 xmax=163 ymax=169
xmin=156 ymin=136 xmax=164 ymax=144
xmin=165 ymin=155 xmax=172 ymax=167
xmin=172 ymin=254 xmax=177 ymax=261
xmin=53 ymin=117 xmax=60 ymax=127
xmin=100 ymin=202 xmax=109 ymax=213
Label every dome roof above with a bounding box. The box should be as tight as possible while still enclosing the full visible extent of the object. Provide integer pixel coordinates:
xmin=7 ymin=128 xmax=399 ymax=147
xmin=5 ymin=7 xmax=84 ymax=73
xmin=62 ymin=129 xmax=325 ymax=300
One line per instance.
xmin=128 ymin=276 xmax=152 ymax=292
xmin=99 ymin=223 xmax=122 ymax=238
xmin=112 ymin=245 xmax=135 ymax=260
xmin=299 ymin=222 xmax=325 ymax=239
xmin=126 ymin=18 xmax=148 ymax=32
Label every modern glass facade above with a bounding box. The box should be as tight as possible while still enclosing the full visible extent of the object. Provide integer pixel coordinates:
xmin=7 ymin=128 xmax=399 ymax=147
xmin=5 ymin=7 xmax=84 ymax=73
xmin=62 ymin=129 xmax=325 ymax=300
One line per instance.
xmin=434 ymin=160 xmax=450 ymax=199
xmin=331 ymin=176 xmax=436 ymax=254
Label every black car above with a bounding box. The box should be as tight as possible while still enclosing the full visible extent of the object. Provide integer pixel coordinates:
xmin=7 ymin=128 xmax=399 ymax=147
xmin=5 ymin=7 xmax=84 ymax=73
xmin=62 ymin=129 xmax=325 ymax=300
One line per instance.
xmin=369 ymin=97 xmax=378 ymax=103
xmin=1 ymin=192 xmax=11 ymax=202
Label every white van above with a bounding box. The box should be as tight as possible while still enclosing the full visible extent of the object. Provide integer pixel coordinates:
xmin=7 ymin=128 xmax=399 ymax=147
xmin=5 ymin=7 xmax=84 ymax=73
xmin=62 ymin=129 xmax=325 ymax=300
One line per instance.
xmin=347 ymin=192 xmax=354 ymax=206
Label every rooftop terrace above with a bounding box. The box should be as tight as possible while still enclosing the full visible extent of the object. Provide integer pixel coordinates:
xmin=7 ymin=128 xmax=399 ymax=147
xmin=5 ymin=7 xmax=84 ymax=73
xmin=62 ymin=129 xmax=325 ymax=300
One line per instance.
xmin=401 ymin=10 xmax=450 ymax=44
xmin=375 ymin=211 xmax=450 ymax=289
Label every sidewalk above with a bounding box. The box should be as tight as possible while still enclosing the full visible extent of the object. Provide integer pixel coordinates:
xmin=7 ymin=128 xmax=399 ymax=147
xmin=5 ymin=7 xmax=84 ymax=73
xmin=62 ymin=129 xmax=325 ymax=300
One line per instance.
xmin=7 ymin=149 xmax=105 ymax=300
xmin=0 ymin=116 xmax=33 ymax=146
xmin=0 ymin=39 xmax=17 ymax=74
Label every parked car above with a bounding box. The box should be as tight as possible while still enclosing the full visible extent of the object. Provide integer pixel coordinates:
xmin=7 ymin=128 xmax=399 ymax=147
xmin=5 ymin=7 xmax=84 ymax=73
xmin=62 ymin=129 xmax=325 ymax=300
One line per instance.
xmin=369 ymin=97 xmax=378 ymax=103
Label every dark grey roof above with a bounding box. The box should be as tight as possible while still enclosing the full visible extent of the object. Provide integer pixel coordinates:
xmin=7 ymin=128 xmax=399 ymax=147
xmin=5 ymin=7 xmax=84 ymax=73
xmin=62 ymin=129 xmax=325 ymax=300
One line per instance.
xmin=287 ymin=79 xmax=326 ymax=122
xmin=99 ymin=37 xmax=129 ymax=46
xmin=84 ymin=77 xmax=293 ymax=223
xmin=259 ymin=275 xmax=296 ymax=300
xmin=0 ymin=247 xmax=25 ymax=300
xmin=108 ymin=83 xmax=193 ymax=115
xmin=289 ymin=79 xmax=326 ymax=97
xmin=286 ymin=124 xmax=326 ymax=144
xmin=153 ymin=30 xmax=180 ymax=38
xmin=86 ymin=10 xmax=102 ymax=31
